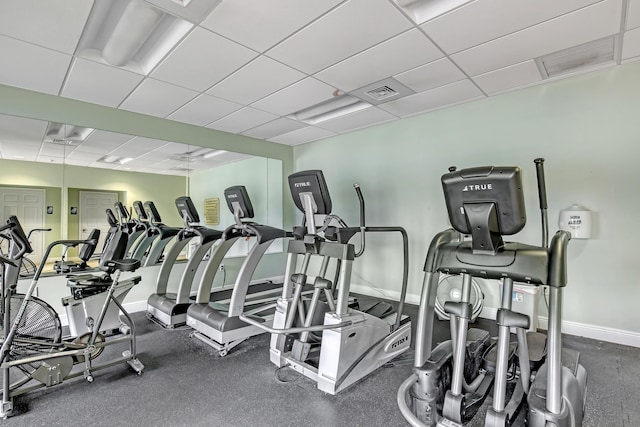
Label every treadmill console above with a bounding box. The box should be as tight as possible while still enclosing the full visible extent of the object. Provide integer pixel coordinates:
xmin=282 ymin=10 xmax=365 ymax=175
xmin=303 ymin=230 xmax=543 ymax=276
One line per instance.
xmin=175 ymin=196 xmax=200 ymax=225
xmin=144 ymin=201 xmax=162 ymax=223
xmin=133 ymin=201 xmax=148 ymax=221
xmin=224 ymin=186 xmax=254 ymax=219
xmin=105 ymin=208 xmax=118 ymax=227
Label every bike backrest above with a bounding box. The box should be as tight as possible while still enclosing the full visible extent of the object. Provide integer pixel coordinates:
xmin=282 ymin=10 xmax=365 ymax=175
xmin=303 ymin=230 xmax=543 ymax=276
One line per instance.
xmin=99 ymin=229 xmax=127 ymax=274
xmin=224 ymin=186 xmax=254 ymax=219
xmin=79 ymin=228 xmax=100 ymax=262
xmin=288 ymin=170 xmax=332 ymax=215
xmin=8 ymin=215 xmax=33 ymax=255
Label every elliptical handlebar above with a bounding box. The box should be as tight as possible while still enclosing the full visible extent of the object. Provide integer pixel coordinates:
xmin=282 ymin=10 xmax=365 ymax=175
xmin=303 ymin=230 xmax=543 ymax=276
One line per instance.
xmin=353 ymin=183 xmax=366 ymax=258
xmin=534 ymin=158 xmax=549 ymax=248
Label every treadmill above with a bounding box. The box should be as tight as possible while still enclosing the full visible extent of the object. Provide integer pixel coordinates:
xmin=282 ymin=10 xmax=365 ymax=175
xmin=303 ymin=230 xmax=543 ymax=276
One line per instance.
xmin=133 ymin=201 xmax=180 ymax=266
xmin=186 ymin=186 xmax=291 ymax=356
xmin=146 ymin=196 xmax=223 ymax=328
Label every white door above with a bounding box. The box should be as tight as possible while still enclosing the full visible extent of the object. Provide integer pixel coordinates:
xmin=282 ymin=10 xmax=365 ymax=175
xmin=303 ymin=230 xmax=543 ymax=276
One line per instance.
xmin=0 ymin=188 xmax=46 ymax=261
xmin=79 ymin=191 xmax=118 ymax=254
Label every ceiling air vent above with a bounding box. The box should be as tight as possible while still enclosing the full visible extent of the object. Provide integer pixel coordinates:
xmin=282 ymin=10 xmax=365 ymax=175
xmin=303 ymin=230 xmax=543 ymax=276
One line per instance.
xmin=351 ymin=77 xmax=415 ymax=106
xmin=537 ymin=36 xmax=617 ymax=78
xmin=171 ymin=166 xmax=192 ymax=172
xmin=365 ymin=85 xmax=398 ymax=101
xmin=43 ymin=122 xmax=93 ymax=144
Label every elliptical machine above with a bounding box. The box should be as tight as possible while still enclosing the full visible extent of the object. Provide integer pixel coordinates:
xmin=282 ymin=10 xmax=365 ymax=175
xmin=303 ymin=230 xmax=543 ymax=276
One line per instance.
xmin=397 ymin=159 xmax=587 ymax=426
xmin=240 ymin=170 xmax=411 ymax=394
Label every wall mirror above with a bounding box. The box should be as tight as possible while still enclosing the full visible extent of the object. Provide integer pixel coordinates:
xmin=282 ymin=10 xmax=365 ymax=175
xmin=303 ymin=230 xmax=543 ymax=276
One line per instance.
xmin=0 ymin=112 xmax=284 ymax=272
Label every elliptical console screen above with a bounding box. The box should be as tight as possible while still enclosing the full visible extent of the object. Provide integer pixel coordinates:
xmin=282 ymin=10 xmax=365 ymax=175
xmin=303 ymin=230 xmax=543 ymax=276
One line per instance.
xmin=442 ymin=166 xmax=526 ymax=236
xmin=288 ymin=170 xmax=332 ymax=215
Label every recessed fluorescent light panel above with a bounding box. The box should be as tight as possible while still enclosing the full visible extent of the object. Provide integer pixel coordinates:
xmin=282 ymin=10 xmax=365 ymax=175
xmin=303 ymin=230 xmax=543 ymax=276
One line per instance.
xmin=536 ymin=36 xmax=617 ymax=78
xmin=351 ymin=77 xmax=415 ymax=106
xmin=44 ymin=122 xmax=94 ymax=145
xmin=146 ymin=0 xmax=221 ymax=24
xmin=290 ymin=96 xmax=372 ymax=125
xmin=77 ymin=0 xmax=195 ymax=75
xmin=98 ymin=155 xmax=134 ymax=165
xmin=393 ymin=0 xmax=473 ymax=24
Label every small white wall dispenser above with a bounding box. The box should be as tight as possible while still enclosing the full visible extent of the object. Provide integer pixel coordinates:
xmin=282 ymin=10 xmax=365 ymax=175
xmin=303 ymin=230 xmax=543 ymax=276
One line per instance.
xmin=558 ymin=204 xmax=592 ymax=239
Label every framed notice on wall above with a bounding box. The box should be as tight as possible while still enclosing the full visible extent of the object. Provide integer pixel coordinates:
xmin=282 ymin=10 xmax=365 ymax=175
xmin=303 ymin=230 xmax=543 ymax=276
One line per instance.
xmin=204 ymin=198 xmax=220 ymax=225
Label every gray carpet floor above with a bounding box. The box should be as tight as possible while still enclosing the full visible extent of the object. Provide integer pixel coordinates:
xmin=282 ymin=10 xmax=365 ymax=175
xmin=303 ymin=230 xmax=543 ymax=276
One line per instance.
xmin=2 ymin=306 xmax=638 ymax=427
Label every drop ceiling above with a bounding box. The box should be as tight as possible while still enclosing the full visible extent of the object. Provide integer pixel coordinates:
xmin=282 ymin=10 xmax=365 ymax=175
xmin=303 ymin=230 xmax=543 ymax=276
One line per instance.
xmin=0 ymin=0 xmax=638 ymax=175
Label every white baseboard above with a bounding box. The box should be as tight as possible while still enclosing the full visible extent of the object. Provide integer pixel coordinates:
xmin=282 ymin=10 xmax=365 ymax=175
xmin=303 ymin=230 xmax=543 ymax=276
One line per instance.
xmin=478 ymin=306 xmax=640 ymax=348
xmin=60 ymin=287 xmax=640 ymax=349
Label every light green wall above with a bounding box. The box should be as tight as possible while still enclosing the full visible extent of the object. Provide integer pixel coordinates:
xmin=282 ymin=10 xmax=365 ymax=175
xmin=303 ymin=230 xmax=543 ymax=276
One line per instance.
xmin=293 ymin=60 xmax=640 ymax=335
xmin=189 ymin=157 xmax=286 ymax=284
xmin=0 ymin=159 xmax=185 ymax=259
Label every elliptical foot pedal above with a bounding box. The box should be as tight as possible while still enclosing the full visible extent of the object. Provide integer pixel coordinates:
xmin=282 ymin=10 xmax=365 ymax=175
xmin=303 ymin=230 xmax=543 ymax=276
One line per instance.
xmin=361 ymin=301 xmax=394 ymax=318
xmin=527 ymin=331 xmax=547 ymax=369
xmin=482 ymin=340 xmax=517 ymax=373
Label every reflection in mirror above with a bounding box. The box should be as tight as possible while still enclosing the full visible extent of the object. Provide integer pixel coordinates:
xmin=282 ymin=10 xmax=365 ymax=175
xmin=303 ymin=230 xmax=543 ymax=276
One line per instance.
xmin=0 ymin=112 xmax=284 ymax=280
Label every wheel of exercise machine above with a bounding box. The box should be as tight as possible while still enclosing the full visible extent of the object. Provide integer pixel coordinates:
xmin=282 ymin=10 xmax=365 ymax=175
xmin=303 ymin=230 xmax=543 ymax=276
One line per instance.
xmin=0 ymin=294 xmax=62 ymax=390
xmin=435 ymin=274 xmax=484 ymax=322
xmin=72 ymin=333 xmax=106 ymax=363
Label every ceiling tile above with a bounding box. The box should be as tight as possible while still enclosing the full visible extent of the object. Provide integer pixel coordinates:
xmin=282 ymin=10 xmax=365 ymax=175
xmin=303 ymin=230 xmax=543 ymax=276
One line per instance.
xmin=422 ymin=0 xmax=602 ymax=54
xmin=242 ymin=118 xmax=307 ymax=139
xmin=61 ymin=58 xmax=144 ymax=108
xmin=66 ymin=150 xmax=103 ymax=162
xmin=201 ymin=0 xmax=343 ymax=52
xmin=0 ymin=145 xmax=39 ymax=161
xmin=269 ymin=126 xmax=336 ymax=145
xmin=315 ymin=107 xmax=396 ymax=133
xmin=82 ymin=130 xmax=134 ymax=147
xmin=167 ymin=94 xmax=242 ymax=126
xmin=64 ymin=158 xmax=94 ymax=167
xmin=251 ymin=78 xmax=335 ymax=116
xmin=207 ymin=56 xmax=306 ymax=105
xmin=473 ymin=60 xmax=542 ymax=94
xmin=207 ymin=107 xmax=279 ymax=134
xmin=0 ymin=0 xmax=93 ymax=54
xmin=379 ymin=79 xmax=484 ymax=117
xmin=38 ymin=143 xmax=67 ymax=157
xmin=315 ymin=29 xmax=443 ymax=92
xmin=622 ymin=27 xmax=640 ymax=60
xmin=119 ymin=78 xmax=198 ymax=118
xmin=0 ymin=35 xmax=71 ymax=95
xmin=0 ymin=115 xmax=49 ymax=145
xmin=123 ymin=137 xmax=171 ymax=151
xmin=627 ymin=0 xmax=640 ymax=30
xmin=105 ymin=146 xmax=149 ymax=158
xmin=35 ymin=155 xmax=64 ymax=165
xmin=394 ymin=58 xmax=466 ymax=93
xmin=151 ymin=27 xmax=257 ymax=92
xmin=152 ymin=142 xmax=192 ymax=154
xmin=450 ymin=0 xmax=623 ymax=76
xmin=266 ymin=0 xmax=413 ymax=74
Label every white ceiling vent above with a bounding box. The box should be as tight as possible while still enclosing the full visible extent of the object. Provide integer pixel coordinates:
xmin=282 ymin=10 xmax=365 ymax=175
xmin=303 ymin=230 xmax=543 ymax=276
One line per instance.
xmin=43 ymin=122 xmax=94 ymax=145
xmin=537 ymin=36 xmax=617 ymax=78
xmin=351 ymin=77 xmax=415 ymax=105
xmin=365 ymin=85 xmax=398 ymax=101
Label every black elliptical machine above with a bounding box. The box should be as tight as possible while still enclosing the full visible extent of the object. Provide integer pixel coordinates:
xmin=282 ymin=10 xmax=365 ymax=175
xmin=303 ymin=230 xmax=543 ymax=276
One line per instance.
xmin=397 ymin=159 xmax=587 ymax=427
